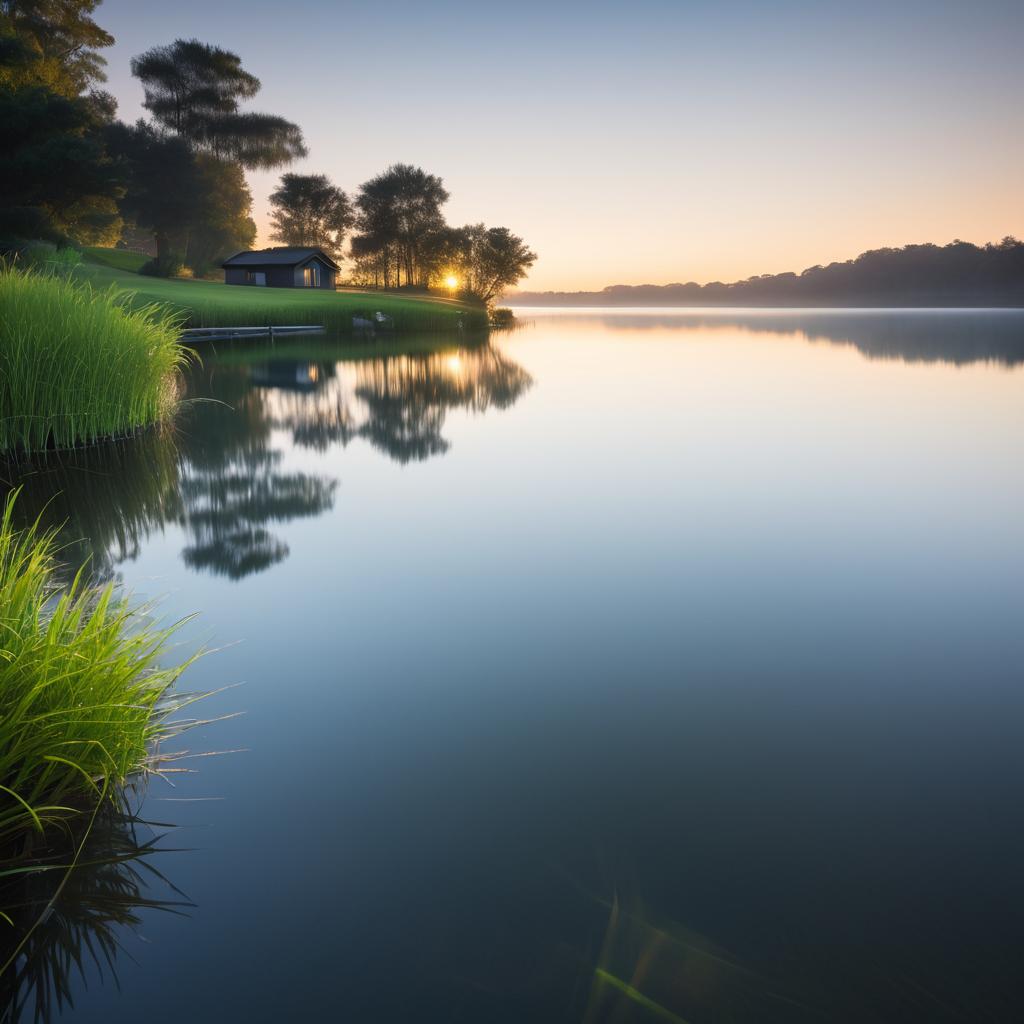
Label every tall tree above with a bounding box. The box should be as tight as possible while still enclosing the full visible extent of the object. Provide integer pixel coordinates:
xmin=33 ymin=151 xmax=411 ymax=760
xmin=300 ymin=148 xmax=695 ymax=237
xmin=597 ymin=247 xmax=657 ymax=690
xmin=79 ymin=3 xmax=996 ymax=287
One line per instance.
xmin=269 ymin=173 xmax=353 ymax=257
xmin=105 ymin=120 xmax=204 ymax=269
xmin=130 ymin=39 xmax=305 ymax=168
xmin=352 ymin=164 xmax=449 ymax=288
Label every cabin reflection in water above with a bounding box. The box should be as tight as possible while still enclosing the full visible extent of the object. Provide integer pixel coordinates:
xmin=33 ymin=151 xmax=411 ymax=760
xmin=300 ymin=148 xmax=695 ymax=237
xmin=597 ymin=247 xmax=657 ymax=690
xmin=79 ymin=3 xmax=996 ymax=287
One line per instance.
xmin=248 ymin=362 xmax=321 ymax=391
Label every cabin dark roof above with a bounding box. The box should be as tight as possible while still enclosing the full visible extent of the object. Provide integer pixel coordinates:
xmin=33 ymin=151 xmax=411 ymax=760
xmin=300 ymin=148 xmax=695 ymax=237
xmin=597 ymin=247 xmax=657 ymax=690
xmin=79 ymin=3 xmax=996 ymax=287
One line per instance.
xmin=222 ymin=247 xmax=340 ymax=270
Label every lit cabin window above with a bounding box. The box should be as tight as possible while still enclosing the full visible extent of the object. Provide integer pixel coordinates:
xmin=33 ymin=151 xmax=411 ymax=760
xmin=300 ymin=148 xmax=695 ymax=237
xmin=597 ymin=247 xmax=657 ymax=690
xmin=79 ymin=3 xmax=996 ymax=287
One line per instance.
xmin=245 ymin=271 xmax=255 ymax=282
xmin=304 ymin=265 xmax=320 ymax=288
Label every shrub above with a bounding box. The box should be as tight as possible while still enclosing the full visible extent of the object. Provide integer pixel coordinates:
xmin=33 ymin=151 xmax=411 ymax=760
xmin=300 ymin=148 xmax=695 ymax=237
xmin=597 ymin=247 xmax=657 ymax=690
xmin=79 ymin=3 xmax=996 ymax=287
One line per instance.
xmin=488 ymin=307 xmax=516 ymax=329
xmin=139 ymin=254 xmax=184 ymax=278
xmin=0 ymin=268 xmax=188 ymax=452
xmin=0 ymin=241 xmax=82 ymax=273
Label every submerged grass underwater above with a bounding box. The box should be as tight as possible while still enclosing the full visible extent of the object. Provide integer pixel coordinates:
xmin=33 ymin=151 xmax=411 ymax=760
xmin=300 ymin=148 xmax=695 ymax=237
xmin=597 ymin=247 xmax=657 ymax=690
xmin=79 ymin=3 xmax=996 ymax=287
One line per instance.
xmin=0 ymin=268 xmax=187 ymax=453
xmin=76 ymin=253 xmax=489 ymax=335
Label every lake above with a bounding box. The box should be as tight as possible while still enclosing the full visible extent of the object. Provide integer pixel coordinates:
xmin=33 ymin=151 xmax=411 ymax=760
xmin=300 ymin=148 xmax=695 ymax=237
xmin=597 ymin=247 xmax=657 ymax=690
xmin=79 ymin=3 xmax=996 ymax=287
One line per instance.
xmin=7 ymin=309 xmax=1024 ymax=1022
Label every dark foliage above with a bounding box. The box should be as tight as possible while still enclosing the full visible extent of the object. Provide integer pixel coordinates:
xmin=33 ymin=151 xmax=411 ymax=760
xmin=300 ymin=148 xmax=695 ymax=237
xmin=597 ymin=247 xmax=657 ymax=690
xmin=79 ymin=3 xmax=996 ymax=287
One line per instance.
xmin=104 ymin=120 xmax=202 ymax=272
xmin=0 ymin=82 xmax=121 ymax=245
xmin=130 ymin=38 xmax=305 ymax=169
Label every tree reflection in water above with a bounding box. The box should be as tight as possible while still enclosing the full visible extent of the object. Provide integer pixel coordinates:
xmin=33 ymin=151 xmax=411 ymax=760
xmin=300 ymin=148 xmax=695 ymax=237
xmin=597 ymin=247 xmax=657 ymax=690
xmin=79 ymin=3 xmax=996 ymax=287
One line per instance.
xmin=260 ymin=345 xmax=534 ymax=463
xmin=175 ymin=358 xmax=338 ymax=578
xmin=587 ymin=309 xmax=1024 ymax=366
xmin=0 ymin=341 xmax=533 ymax=581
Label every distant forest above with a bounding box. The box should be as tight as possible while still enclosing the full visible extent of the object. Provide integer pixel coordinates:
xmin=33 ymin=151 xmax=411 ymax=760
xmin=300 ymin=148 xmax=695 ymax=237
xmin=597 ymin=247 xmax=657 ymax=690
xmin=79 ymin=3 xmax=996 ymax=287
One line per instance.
xmin=510 ymin=238 xmax=1024 ymax=307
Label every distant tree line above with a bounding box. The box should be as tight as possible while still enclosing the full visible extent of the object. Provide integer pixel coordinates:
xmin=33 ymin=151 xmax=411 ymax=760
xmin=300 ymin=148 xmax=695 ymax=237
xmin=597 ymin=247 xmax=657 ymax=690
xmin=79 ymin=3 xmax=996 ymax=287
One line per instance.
xmin=512 ymin=239 xmax=1024 ymax=307
xmin=0 ymin=2 xmax=536 ymax=299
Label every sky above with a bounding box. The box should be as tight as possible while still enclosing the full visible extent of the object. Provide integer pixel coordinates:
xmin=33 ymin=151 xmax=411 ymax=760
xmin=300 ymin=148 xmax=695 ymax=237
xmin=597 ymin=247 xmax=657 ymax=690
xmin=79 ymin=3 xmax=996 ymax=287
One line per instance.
xmin=97 ymin=0 xmax=1024 ymax=291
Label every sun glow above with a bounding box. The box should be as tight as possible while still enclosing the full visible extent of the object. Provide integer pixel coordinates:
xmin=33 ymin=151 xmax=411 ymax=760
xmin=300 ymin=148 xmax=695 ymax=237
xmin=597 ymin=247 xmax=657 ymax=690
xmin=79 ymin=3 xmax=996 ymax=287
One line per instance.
xmin=445 ymin=275 xmax=459 ymax=290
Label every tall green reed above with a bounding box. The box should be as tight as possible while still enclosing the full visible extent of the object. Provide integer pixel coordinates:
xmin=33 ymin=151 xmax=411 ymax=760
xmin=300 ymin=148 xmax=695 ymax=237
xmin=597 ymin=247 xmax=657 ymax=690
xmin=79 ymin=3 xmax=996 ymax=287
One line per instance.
xmin=0 ymin=268 xmax=188 ymax=452
xmin=0 ymin=493 xmax=201 ymax=853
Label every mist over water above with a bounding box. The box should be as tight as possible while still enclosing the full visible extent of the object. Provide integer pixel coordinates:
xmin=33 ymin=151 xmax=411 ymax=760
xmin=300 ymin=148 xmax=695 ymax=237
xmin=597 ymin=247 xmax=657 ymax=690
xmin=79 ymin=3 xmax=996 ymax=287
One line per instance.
xmin=8 ymin=310 xmax=1024 ymax=1022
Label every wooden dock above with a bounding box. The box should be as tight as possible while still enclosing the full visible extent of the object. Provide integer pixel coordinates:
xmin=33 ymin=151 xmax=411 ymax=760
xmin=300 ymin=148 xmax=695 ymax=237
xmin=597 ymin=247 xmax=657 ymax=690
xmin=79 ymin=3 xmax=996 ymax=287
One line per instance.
xmin=181 ymin=325 xmax=326 ymax=341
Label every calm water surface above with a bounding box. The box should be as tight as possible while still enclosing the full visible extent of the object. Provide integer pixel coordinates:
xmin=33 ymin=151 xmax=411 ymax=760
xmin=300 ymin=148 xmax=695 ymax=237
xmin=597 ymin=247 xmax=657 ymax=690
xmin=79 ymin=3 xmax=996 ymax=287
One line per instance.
xmin=7 ymin=309 xmax=1024 ymax=1022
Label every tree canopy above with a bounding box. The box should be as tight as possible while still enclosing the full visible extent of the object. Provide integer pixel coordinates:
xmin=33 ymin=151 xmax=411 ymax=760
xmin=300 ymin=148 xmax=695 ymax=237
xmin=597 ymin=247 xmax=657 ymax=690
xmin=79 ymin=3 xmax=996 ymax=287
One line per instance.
xmin=0 ymin=0 xmax=113 ymax=96
xmin=130 ymin=39 xmax=305 ymax=169
xmin=352 ymin=164 xmax=449 ymax=288
xmin=0 ymin=1 xmax=120 ymax=244
xmin=269 ymin=173 xmax=353 ymax=257
xmin=446 ymin=225 xmax=537 ymax=303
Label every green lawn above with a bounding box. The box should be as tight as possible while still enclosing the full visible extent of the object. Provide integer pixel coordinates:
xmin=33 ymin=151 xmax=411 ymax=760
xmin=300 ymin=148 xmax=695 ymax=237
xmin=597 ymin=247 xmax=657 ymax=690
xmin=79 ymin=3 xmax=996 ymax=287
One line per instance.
xmin=82 ymin=246 xmax=149 ymax=273
xmin=77 ymin=250 xmax=487 ymax=334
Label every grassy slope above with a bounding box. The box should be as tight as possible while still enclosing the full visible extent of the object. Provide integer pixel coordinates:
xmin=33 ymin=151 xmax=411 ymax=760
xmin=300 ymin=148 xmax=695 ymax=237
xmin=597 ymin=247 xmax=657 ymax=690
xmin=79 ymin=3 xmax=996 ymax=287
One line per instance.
xmin=82 ymin=246 xmax=149 ymax=273
xmin=77 ymin=250 xmax=487 ymax=334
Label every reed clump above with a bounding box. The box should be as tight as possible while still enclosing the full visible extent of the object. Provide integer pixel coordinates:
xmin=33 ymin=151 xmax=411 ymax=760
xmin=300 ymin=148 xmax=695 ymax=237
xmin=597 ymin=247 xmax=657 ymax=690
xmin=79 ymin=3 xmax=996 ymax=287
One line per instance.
xmin=0 ymin=494 xmax=198 ymax=854
xmin=0 ymin=268 xmax=188 ymax=452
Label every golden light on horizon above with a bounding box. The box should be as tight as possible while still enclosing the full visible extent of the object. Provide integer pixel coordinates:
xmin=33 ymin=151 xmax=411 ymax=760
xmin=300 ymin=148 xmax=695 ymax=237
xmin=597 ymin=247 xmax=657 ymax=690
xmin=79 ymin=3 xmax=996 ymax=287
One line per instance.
xmin=445 ymin=275 xmax=459 ymax=291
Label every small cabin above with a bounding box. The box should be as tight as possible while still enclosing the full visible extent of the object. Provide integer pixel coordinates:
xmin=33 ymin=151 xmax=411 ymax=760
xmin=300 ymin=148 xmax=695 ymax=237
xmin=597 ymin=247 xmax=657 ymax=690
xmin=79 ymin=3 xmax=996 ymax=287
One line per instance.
xmin=222 ymin=247 xmax=339 ymax=289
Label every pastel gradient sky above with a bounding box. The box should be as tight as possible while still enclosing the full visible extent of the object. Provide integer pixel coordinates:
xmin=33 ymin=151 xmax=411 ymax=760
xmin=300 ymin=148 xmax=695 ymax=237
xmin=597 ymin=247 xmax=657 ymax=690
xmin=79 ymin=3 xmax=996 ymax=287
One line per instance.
xmin=97 ymin=0 xmax=1023 ymax=291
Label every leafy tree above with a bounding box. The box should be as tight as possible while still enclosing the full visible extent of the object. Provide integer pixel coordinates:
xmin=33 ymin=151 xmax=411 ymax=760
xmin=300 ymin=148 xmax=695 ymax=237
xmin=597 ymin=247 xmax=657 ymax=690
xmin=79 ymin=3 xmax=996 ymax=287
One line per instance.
xmin=0 ymin=0 xmax=113 ymax=97
xmin=0 ymin=82 xmax=121 ymax=244
xmin=352 ymin=164 xmax=449 ymax=288
xmin=105 ymin=120 xmax=204 ymax=271
xmin=269 ymin=173 xmax=353 ymax=257
xmin=186 ymin=156 xmax=256 ymax=275
xmin=0 ymin=0 xmax=121 ymax=244
xmin=446 ymin=224 xmax=537 ymax=303
xmin=130 ymin=39 xmax=305 ymax=168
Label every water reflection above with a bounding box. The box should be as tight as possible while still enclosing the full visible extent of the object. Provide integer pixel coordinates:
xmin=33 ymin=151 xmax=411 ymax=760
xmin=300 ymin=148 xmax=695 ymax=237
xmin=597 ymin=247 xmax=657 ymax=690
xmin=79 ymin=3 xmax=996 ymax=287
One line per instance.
xmin=3 ymin=313 xmax=1023 ymax=1021
xmin=262 ymin=346 xmax=533 ymax=462
xmin=0 ymin=340 xmax=533 ymax=581
xmin=527 ymin=308 xmax=1024 ymax=365
xmin=176 ymin=358 xmax=338 ymax=578
xmin=0 ymin=809 xmax=188 ymax=1024
xmin=0 ymin=432 xmax=180 ymax=583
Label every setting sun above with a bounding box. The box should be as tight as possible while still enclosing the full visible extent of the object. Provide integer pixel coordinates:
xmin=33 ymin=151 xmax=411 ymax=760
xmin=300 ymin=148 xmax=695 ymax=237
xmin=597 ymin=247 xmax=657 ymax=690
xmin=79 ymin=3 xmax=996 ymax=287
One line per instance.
xmin=444 ymin=275 xmax=459 ymax=290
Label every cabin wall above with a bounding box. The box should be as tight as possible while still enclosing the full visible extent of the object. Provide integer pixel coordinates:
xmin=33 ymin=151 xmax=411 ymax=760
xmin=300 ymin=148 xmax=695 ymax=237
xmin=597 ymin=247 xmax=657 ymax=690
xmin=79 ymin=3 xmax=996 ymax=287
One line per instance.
xmin=224 ymin=266 xmax=294 ymax=287
xmin=266 ymin=267 xmax=296 ymax=287
xmin=224 ymin=258 xmax=336 ymax=288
